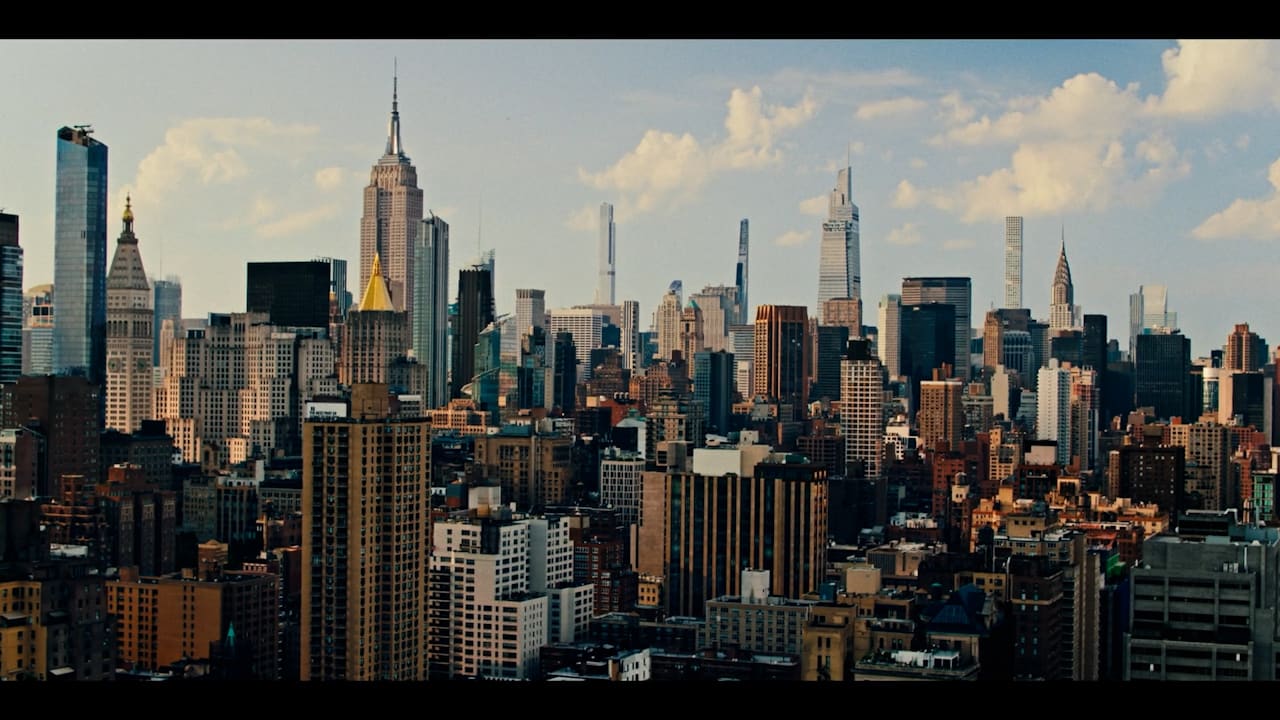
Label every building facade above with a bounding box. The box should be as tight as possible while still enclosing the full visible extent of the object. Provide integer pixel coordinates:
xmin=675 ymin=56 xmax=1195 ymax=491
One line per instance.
xmin=105 ymin=198 xmax=154 ymax=433
xmin=53 ymin=126 xmax=109 ymax=383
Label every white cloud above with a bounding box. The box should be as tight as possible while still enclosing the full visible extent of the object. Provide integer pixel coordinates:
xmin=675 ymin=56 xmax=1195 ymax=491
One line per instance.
xmin=774 ymin=230 xmax=808 ymax=247
xmin=1203 ymin=138 xmax=1230 ymax=162
xmin=939 ymin=91 xmax=976 ymax=125
xmin=855 ymin=96 xmax=927 ymax=120
xmin=1149 ymin=40 xmax=1280 ymax=118
xmin=799 ymin=194 xmax=827 ymax=216
xmin=935 ymin=73 xmax=1144 ymax=147
xmin=565 ymin=204 xmax=599 ymax=232
xmin=943 ymin=238 xmax=975 ymax=251
xmin=247 ymin=195 xmax=276 ymax=225
xmin=1237 ymin=133 xmax=1252 ymax=150
xmin=909 ymin=157 xmax=927 ymax=169
xmin=767 ymin=68 xmax=926 ymax=95
xmin=116 ymin=117 xmax=320 ymax=212
xmin=893 ymin=180 xmax=920 ymax=209
xmin=314 ymin=167 xmax=345 ymax=191
xmin=1192 ymin=157 xmax=1280 ymax=241
xmin=886 ymin=223 xmax=923 ymax=246
xmin=256 ymin=205 xmax=340 ymax=239
xmin=579 ymin=87 xmax=817 ymax=219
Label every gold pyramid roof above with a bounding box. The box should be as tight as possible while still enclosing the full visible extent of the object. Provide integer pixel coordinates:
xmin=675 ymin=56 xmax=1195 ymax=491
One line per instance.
xmin=360 ymin=253 xmax=395 ymax=311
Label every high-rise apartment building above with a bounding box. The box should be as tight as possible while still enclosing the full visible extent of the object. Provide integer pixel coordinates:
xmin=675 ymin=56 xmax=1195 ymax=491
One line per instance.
xmin=0 ymin=213 xmax=21 ymax=384
xmin=360 ymin=73 xmax=424 ymax=319
xmin=1004 ymin=216 xmax=1023 ymax=309
xmin=412 ymin=213 xmax=449 ymax=407
xmin=1037 ymin=359 xmax=1072 ymax=467
xmin=21 ymin=284 xmax=54 ymax=377
xmin=302 ymin=383 xmax=431 ymax=681
xmin=918 ymin=379 xmax=964 ymax=451
xmin=245 ymin=261 xmax=330 ymax=330
xmin=817 ymin=167 xmax=861 ymax=324
xmin=1225 ymin=323 xmax=1263 ymax=372
xmin=901 ymin=277 xmax=972 ymax=382
xmin=639 ymin=453 xmax=828 ymax=617
xmin=53 ymin=126 xmax=109 ymax=384
xmin=596 ymin=202 xmax=616 ymax=305
xmin=151 ymin=277 xmax=181 ymax=366
xmin=735 ymin=219 xmax=750 ymax=325
xmin=104 ymin=198 xmax=153 ymax=433
xmin=1069 ymin=365 xmax=1100 ymax=473
xmin=1168 ymin=422 xmax=1231 ymax=512
xmin=1049 ymin=238 xmax=1076 ymax=333
xmin=822 ymin=297 xmax=861 ymax=340
xmin=752 ymin=305 xmax=810 ymax=413
xmin=678 ymin=302 xmax=704 ymax=364
xmin=1 ymin=375 xmax=101 ymax=496
xmin=841 ymin=340 xmax=884 ymax=478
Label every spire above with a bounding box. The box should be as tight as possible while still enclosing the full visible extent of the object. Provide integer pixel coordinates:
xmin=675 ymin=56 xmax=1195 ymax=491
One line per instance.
xmin=385 ymin=59 xmax=403 ymax=158
xmin=359 ymin=253 xmax=396 ymax=311
xmin=117 ymin=195 xmax=137 ymax=244
xmin=1053 ymin=227 xmax=1073 ymax=296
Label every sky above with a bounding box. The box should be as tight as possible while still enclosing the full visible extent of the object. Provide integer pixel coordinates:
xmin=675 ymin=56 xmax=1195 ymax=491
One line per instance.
xmin=2 ymin=39 xmax=1279 ymax=359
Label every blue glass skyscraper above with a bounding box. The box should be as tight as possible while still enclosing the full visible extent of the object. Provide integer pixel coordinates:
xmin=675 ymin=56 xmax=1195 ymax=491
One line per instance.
xmin=0 ymin=213 xmax=22 ymax=384
xmin=53 ymin=126 xmax=108 ymax=385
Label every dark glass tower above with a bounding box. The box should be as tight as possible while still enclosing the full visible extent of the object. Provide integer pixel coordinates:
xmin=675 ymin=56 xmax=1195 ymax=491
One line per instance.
xmin=451 ymin=265 xmax=495 ymax=399
xmin=1134 ymin=331 xmax=1191 ymax=421
xmin=246 ymin=261 xmax=330 ymax=329
xmin=53 ymin=126 xmax=108 ymax=384
xmin=0 ymin=213 xmax=22 ymax=384
xmin=815 ymin=324 xmax=850 ymax=401
xmin=900 ymin=302 xmax=956 ymax=414
xmin=693 ymin=349 xmax=734 ymax=435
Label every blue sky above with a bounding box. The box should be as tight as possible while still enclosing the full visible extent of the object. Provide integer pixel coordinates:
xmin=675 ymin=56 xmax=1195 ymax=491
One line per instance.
xmin=2 ymin=39 xmax=1278 ymax=358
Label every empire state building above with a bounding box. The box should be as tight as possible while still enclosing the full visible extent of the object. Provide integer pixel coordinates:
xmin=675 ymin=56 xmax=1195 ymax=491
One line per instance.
xmin=360 ymin=71 xmax=424 ymax=322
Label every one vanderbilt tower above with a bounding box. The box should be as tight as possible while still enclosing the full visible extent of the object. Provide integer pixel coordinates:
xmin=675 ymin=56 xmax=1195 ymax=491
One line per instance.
xmin=360 ymin=66 xmax=424 ymax=325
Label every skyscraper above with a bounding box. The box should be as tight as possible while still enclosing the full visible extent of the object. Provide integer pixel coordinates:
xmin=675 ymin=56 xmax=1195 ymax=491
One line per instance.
xmin=105 ymin=197 xmax=153 ymax=433
xmin=752 ymin=305 xmax=810 ymax=414
xmin=1004 ymin=216 xmax=1023 ymax=309
xmin=452 ymin=265 xmax=495 ymax=399
xmin=1049 ymin=235 xmax=1075 ymax=333
xmin=1129 ymin=285 xmax=1177 ymax=359
xmin=549 ymin=307 xmax=605 ymax=381
xmin=413 ymin=213 xmax=449 ymax=407
xmin=900 ymin=303 xmax=956 ymax=414
xmin=901 ymin=277 xmax=971 ymax=382
xmin=596 ymin=202 xmax=615 ymax=305
xmin=360 ymin=71 xmax=424 ymax=319
xmin=53 ymin=125 xmax=109 ymax=384
xmin=841 ymin=340 xmax=884 ymax=479
xmin=245 ymin=261 xmax=330 ymax=329
xmin=0 ymin=213 xmax=21 ymax=384
xmin=302 ymin=383 xmax=431 ymax=681
xmin=693 ymin=350 xmax=733 ymax=435
xmin=918 ymin=379 xmax=964 ymax=451
xmin=877 ymin=294 xmax=901 ymax=379
xmin=620 ymin=299 xmax=640 ymax=372
xmin=653 ymin=287 xmax=682 ymax=363
xmin=313 ymin=257 xmax=351 ymax=319
xmin=21 ymin=284 xmax=53 ymax=376
xmin=1225 ymin=323 xmax=1263 ymax=372
xmin=817 ymin=167 xmax=860 ymax=324
xmin=342 ymin=254 xmax=410 ymax=389
xmin=151 ymin=277 xmax=181 ymax=366
xmin=1135 ymin=330 xmax=1191 ymax=421
xmin=514 ymin=288 xmax=546 ymax=341
xmin=735 ymin=219 xmax=750 ymax=325
xmin=1037 ymin=359 xmax=1071 ymax=467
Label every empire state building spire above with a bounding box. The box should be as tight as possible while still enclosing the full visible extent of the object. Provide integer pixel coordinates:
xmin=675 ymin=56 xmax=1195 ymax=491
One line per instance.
xmin=385 ymin=60 xmax=405 ymax=159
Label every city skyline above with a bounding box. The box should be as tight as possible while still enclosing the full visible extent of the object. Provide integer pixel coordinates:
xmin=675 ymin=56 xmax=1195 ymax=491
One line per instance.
xmin=4 ymin=40 xmax=1280 ymax=356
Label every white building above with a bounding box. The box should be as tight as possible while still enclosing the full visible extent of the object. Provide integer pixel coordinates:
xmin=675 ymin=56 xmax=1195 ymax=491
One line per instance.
xmin=1004 ymin=216 xmax=1022 ymax=309
xmin=1037 ymin=360 xmax=1071 ymax=466
xmin=549 ymin=307 xmax=605 ymax=381
xmin=877 ymin=294 xmax=901 ymax=379
xmin=600 ymin=448 xmax=646 ymax=526
xmin=104 ymin=198 xmax=153 ymax=433
xmin=841 ymin=352 xmax=885 ymax=478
